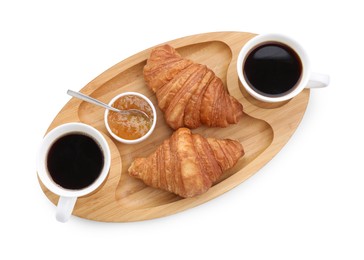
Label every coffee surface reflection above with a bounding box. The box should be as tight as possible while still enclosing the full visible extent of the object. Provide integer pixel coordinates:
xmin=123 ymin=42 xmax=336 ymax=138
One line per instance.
xmin=243 ymin=42 xmax=302 ymax=97
xmin=47 ymin=133 xmax=104 ymax=190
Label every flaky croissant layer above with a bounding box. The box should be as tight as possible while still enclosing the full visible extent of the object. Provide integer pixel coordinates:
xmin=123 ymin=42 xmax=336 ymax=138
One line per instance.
xmin=143 ymin=44 xmax=244 ymax=130
xmin=128 ymin=128 xmax=244 ymax=198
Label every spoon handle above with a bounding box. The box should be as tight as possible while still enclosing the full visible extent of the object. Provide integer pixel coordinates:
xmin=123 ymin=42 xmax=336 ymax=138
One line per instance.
xmin=67 ymin=89 xmax=120 ymax=112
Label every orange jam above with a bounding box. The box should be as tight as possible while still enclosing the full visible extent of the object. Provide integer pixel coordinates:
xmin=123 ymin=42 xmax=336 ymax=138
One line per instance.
xmin=107 ymin=95 xmax=153 ymax=140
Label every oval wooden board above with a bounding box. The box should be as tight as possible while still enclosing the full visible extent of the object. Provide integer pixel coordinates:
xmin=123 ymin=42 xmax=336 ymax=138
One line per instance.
xmin=38 ymin=31 xmax=310 ymax=222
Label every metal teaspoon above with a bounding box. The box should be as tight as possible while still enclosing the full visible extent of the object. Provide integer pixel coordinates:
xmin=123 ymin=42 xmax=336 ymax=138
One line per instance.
xmin=67 ymin=90 xmax=150 ymax=120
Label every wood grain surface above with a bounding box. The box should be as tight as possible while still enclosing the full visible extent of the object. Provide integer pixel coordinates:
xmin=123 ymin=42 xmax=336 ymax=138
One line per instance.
xmin=38 ymin=31 xmax=310 ymax=222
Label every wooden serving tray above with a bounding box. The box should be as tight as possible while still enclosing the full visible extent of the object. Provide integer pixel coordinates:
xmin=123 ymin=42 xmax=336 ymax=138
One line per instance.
xmin=39 ymin=32 xmax=310 ymax=222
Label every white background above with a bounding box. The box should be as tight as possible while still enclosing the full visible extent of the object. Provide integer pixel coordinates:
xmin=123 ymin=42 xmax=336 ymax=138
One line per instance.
xmin=1 ymin=0 xmax=363 ymax=259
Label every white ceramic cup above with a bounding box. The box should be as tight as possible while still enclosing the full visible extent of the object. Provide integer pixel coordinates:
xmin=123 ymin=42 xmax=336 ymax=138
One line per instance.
xmin=237 ymin=34 xmax=330 ymax=102
xmin=104 ymin=92 xmax=157 ymax=144
xmin=37 ymin=122 xmax=111 ymax=222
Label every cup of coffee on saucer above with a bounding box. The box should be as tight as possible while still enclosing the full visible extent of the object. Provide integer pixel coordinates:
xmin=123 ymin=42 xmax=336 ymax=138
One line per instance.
xmin=37 ymin=122 xmax=111 ymax=222
xmin=237 ymin=33 xmax=330 ymax=103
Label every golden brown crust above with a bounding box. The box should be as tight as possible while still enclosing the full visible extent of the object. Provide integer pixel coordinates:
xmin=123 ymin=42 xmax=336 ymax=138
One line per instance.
xmin=143 ymin=45 xmax=193 ymax=93
xmin=128 ymin=128 xmax=245 ymax=198
xmin=143 ymin=44 xmax=244 ymax=129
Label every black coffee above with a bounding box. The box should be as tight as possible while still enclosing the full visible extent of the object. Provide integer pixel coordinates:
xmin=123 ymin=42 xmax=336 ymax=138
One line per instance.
xmin=47 ymin=133 xmax=104 ymax=190
xmin=243 ymin=42 xmax=302 ymax=96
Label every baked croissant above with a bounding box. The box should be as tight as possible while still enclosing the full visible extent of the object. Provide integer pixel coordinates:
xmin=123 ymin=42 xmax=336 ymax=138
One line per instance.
xmin=143 ymin=44 xmax=244 ymax=129
xmin=128 ymin=128 xmax=244 ymax=198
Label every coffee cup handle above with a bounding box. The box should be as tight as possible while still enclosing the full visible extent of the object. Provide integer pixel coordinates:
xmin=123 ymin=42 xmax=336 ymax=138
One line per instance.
xmin=56 ymin=196 xmax=77 ymax=222
xmin=307 ymin=72 xmax=330 ymax=88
